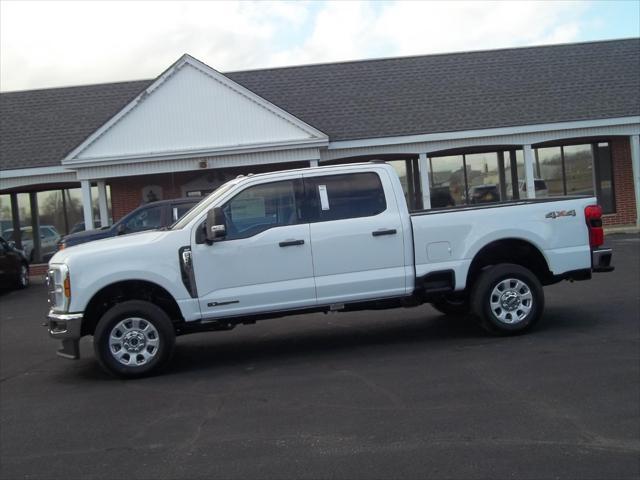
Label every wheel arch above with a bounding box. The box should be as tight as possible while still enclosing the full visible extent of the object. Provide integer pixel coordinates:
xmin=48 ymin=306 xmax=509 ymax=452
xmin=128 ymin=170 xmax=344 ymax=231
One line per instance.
xmin=82 ymin=279 xmax=184 ymax=336
xmin=466 ymin=237 xmax=553 ymax=289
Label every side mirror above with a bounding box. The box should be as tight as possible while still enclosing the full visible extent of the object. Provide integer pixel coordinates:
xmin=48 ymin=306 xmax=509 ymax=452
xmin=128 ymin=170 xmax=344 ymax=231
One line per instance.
xmin=205 ymin=207 xmax=226 ymax=243
xmin=116 ymin=223 xmax=126 ymax=235
xmin=8 ymin=241 xmax=16 ymax=249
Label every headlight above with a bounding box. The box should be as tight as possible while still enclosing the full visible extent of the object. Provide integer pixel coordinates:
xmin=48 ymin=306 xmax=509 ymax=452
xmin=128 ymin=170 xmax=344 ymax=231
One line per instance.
xmin=47 ymin=264 xmax=71 ymax=313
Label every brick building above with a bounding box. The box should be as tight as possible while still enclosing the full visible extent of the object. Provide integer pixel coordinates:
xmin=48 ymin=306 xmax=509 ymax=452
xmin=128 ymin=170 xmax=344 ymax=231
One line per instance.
xmin=1 ymin=38 xmax=639 ymax=265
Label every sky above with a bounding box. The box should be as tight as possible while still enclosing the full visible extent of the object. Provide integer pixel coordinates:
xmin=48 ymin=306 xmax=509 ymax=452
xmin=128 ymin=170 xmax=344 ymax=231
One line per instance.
xmin=1 ymin=0 xmax=638 ymax=92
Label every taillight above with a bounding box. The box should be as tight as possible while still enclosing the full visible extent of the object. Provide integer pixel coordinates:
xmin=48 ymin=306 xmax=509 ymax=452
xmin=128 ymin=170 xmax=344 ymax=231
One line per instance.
xmin=585 ymin=204 xmax=604 ymax=248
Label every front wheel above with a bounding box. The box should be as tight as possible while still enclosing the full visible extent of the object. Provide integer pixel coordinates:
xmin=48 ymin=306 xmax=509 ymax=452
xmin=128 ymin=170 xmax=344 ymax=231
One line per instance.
xmin=470 ymin=263 xmax=544 ymax=334
xmin=16 ymin=263 xmax=29 ymax=289
xmin=94 ymin=300 xmax=175 ymax=378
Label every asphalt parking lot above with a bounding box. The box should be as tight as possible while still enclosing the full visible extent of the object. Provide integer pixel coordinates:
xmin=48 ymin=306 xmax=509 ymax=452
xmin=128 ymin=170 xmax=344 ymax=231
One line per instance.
xmin=1 ymin=234 xmax=639 ymax=479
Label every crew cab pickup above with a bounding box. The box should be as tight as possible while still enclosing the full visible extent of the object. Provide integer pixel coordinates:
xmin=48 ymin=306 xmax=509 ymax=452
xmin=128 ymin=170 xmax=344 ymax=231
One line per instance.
xmin=46 ymin=163 xmax=614 ymax=377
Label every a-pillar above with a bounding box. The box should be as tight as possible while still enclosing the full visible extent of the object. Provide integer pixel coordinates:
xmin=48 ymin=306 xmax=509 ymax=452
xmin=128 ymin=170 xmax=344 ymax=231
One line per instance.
xmin=97 ymin=180 xmax=110 ymax=227
xmin=522 ymin=144 xmax=536 ymax=199
xmin=630 ymin=135 xmax=640 ymax=228
xmin=418 ymin=152 xmax=431 ymax=209
xmin=80 ymin=180 xmax=94 ymax=230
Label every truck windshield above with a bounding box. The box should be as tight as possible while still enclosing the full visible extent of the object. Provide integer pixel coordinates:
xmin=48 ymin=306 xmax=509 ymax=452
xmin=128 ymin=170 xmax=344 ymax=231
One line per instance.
xmin=169 ymin=181 xmax=238 ymax=230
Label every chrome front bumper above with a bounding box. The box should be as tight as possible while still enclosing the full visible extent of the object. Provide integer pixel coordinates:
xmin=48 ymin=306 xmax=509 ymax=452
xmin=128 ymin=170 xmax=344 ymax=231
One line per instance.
xmin=48 ymin=311 xmax=83 ymax=359
xmin=592 ymin=247 xmax=614 ymax=273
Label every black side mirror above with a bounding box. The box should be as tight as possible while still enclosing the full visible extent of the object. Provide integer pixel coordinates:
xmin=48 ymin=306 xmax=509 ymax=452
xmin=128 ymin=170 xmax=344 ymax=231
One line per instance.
xmin=205 ymin=207 xmax=226 ymax=243
xmin=116 ymin=223 xmax=126 ymax=235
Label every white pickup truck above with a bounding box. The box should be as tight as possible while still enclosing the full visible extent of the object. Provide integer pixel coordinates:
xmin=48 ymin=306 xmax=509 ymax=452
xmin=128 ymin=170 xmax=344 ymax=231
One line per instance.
xmin=47 ymin=163 xmax=613 ymax=377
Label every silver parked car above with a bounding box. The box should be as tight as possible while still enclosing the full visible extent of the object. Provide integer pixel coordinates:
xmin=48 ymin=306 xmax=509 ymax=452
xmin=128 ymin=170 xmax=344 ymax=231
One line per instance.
xmin=5 ymin=225 xmax=61 ymax=262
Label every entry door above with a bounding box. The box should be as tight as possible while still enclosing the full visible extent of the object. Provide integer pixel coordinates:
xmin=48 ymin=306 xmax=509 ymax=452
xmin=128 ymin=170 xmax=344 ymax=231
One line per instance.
xmin=304 ymin=171 xmax=406 ymax=305
xmin=191 ymin=177 xmax=316 ymax=319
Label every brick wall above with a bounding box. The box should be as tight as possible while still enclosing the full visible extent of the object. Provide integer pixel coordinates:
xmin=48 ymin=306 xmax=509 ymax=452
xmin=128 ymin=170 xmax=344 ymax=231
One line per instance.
xmin=110 ymin=173 xmax=187 ymax=221
xmin=603 ymin=137 xmax=637 ymax=227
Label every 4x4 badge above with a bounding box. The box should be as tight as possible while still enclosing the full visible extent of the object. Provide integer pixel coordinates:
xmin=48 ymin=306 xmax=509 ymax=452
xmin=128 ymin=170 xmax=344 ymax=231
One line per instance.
xmin=546 ymin=209 xmax=576 ymax=219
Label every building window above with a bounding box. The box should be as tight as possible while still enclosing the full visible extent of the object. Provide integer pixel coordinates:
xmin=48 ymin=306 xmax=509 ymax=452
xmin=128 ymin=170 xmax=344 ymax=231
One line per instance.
xmin=536 ymin=147 xmax=564 ymax=196
xmin=428 ymin=141 xmax=615 ymax=213
xmin=429 ymin=155 xmax=465 ymax=207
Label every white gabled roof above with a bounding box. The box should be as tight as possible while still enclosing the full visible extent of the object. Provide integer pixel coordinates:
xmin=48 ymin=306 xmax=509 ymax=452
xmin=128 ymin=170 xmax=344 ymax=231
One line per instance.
xmin=63 ymin=54 xmax=328 ymax=165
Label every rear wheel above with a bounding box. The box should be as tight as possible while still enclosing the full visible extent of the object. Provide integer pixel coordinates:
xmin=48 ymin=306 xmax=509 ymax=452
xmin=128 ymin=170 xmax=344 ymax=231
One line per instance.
xmin=94 ymin=300 xmax=175 ymax=378
xmin=470 ymin=263 xmax=544 ymax=334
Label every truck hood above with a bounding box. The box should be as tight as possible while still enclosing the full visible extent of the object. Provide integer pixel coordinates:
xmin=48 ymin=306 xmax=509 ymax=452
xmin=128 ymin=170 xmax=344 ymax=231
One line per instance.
xmin=50 ymin=230 xmax=170 ymax=265
xmin=62 ymin=227 xmax=114 ymax=246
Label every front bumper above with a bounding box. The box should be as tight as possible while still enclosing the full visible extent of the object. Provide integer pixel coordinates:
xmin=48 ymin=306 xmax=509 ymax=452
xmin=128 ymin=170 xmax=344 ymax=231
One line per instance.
xmin=47 ymin=310 xmax=83 ymax=359
xmin=592 ymin=247 xmax=614 ymax=273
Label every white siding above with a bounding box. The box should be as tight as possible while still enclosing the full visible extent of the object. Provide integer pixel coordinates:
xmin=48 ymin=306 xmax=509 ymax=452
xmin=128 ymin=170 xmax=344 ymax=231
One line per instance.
xmin=74 ymin=63 xmax=319 ymax=162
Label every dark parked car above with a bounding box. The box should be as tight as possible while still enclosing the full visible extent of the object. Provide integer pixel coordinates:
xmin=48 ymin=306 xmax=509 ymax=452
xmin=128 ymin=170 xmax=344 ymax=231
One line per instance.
xmin=58 ymin=198 xmax=199 ymax=250
xmin=0 ymin=236 xmax=29 ymax=289
xmin=430 ymin=186 xmax=456 ymax=208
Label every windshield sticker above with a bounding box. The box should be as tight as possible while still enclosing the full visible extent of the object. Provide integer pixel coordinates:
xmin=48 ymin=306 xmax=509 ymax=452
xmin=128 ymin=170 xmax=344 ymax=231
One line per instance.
xmin=319 ymin=185 xmax=330 ymax=211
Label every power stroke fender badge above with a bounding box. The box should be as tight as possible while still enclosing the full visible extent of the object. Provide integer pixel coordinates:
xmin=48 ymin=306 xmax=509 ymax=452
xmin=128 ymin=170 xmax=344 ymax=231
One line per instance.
xmin=546 ymin=209 xmax=576 ymax=219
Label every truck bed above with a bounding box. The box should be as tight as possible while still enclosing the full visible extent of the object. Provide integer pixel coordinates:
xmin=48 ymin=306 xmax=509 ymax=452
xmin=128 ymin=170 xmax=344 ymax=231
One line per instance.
xmin=410 ymin=196 xmax=597 ymax=290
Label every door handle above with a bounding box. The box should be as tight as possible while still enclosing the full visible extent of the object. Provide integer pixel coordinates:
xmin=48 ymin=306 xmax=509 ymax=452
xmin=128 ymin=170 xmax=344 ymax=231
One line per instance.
xmin=372 ymin=229 xmax=397 ymax=237
xmin=279 ymin=239 xmax=305 ymax=247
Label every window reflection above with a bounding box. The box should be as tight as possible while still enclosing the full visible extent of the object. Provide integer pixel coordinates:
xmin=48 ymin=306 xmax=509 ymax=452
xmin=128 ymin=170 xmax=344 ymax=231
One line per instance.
xmin=465 ymin=152 xmax=500 ymax=204
xmin=430 ymin=155 xmax=464 ymax=207
xmin=563 ymin=144 xmax=594 ymax=196
xmin=536 ymin=147 xmax=564 ymax=196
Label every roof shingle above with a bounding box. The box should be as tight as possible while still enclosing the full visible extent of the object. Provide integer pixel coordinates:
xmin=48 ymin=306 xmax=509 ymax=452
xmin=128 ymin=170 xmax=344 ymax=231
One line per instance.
xmin=1 ymin=38 xmax=638 ymax=171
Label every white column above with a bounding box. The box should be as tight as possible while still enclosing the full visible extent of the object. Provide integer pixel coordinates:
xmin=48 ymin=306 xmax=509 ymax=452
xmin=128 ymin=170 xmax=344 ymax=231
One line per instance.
xmin=80 ymin=180 xmax=94 ymax=230
xmin=523 ymin=144 xmax=536 ymax=199
xmin=418 ymin=152 xmax=431 ymax=210
xmin=309 ymin=159 xmax=319 ymax=168
xmin=97 ymin=180 xmax=109 ymax=227
xmin=630 ymin=134 xmax=640 ymax=227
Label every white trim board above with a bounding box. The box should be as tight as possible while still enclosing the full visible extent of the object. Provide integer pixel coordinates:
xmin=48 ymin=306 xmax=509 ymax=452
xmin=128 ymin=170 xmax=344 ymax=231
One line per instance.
xmin=0 ymin=169 xmax=78 ymax=191
xmin=65 ymin=138 xmax=328 ymax=169
xmin=327 ymin=116 xmax=640 ymax=151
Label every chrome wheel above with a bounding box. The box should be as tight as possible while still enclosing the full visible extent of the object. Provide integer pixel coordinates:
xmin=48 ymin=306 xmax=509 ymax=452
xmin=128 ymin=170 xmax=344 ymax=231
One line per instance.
xmin=489 ymin=278 xmax=533 ymax=324
xmin=109 ymin=317 xmax=160 ymax=367
xmin=18 ymin=265 xmax=28 ymax=288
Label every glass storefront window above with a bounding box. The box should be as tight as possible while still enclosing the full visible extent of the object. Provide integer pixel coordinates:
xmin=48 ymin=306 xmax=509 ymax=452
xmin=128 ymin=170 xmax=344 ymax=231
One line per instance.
xmin=465 ymin=152 xmax=501 ymax=204
xmin=536 ymin=147 xmax=564 ymax=197
xmin=430 ymin=155 xmax=464 ymax=207
xmin=563 ymin=144 xmax=595 ymax=196
xmin=0 ymin=194 xmax=12 ymax=237
xmin=65 ymin=188 xmax=85 ymax=233
xmin=37 ymin=190 xmax=67 ymax=236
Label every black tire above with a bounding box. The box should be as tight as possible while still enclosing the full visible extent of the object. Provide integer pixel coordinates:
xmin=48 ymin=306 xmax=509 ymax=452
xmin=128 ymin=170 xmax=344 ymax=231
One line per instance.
xmin=16 ymin=263 xmax=29 ymax=289
xmin=94 ymin=300 xmax=175 ymax=378
xmin=470 ymin=263 xmax=544 ymax=334
xmin=430 ymin=294 xmax=469 ymax=316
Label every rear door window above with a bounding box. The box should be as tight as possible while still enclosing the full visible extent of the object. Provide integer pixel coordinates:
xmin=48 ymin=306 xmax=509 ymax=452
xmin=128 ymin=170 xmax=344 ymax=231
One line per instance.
xmin=304 ymin=172 xmax=386 ymax=222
